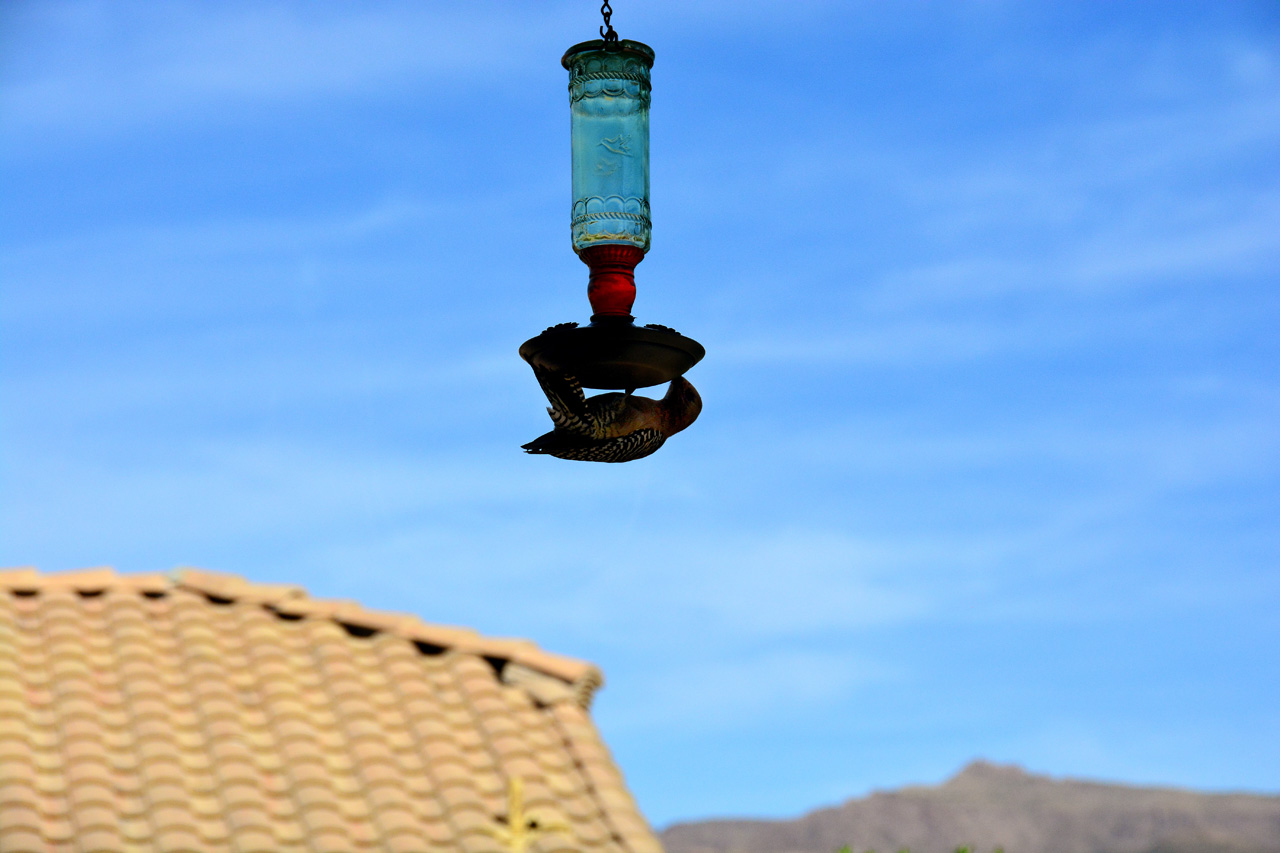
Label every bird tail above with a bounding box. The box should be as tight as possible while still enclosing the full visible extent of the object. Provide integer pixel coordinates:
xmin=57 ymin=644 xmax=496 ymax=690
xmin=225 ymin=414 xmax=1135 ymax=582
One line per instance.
xmin=521 ymin=429 xmax=562 ymax=455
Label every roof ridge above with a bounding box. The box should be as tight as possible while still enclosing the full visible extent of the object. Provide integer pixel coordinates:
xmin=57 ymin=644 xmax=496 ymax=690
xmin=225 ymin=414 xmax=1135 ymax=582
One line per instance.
xmin=1 ymin=566 xmax=603 ymax=704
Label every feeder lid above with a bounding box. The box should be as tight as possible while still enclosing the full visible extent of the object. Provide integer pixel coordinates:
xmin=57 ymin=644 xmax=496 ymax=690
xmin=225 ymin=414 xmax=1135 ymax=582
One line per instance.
xmin=562 ymin=39 xmax=655 ymax=69
xmin=520 ymin=318 xmax=704 ymax=391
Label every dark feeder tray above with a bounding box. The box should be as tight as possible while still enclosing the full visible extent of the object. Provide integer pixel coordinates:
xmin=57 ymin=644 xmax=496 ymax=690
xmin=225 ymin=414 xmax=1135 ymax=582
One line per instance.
xmin=524 ymin=244 xmax=704 ymax=390
xmin=520 ymin=318 xmax=705 ymax=391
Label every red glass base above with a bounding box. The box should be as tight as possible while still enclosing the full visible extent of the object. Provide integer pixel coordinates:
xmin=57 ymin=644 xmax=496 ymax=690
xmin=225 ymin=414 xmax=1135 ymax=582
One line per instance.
xmin=581 ymin=245 xmax=644 ymax=319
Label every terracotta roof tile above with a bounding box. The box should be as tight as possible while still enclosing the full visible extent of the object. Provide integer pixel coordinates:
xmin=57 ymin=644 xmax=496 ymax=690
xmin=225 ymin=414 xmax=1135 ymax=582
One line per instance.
xmin=0 ymin=567 xmax=660 ymax=852
xmin=0 ymin=828 xmax=45 ymax=853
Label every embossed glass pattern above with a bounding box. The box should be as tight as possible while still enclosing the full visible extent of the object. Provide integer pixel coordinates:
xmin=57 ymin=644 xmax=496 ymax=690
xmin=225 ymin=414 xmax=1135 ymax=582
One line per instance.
xmin=565 ymin=41 xmax=654 ymax=253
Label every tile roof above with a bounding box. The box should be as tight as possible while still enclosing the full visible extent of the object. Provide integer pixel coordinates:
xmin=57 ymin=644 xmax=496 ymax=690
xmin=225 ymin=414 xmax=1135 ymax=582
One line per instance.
xmin=0 ymin=567 xmax=663 ymax=853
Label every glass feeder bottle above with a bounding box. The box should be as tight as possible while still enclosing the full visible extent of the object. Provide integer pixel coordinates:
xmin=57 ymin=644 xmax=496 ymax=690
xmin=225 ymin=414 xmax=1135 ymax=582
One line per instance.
xmin=563 ymin=39 xmax=655 ymax=319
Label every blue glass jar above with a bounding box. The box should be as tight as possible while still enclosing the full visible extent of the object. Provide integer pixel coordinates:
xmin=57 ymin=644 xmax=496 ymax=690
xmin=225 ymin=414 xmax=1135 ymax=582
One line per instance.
xmin=562 ymin=40 xmax=655 ymax=255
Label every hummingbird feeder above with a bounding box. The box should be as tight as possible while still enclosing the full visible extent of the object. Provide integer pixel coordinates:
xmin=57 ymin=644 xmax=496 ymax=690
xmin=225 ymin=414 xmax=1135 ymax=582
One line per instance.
xmin=519 ymin=5 xmax=704 ymax=391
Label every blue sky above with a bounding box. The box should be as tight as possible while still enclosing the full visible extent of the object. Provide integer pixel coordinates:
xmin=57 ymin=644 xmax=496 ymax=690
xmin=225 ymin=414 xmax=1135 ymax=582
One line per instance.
xmin=2 ymin=0 xmax=1278 ymax=827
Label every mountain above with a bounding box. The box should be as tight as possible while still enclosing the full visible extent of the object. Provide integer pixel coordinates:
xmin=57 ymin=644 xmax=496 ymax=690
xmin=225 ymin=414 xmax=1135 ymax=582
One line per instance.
xmin=660 ymin=761 xmax=1280 ymax=853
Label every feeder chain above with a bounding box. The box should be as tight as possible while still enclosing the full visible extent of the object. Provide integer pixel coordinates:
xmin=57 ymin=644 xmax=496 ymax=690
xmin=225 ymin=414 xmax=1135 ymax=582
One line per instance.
xmin=600 ymin=0 xmax=618 ymax=44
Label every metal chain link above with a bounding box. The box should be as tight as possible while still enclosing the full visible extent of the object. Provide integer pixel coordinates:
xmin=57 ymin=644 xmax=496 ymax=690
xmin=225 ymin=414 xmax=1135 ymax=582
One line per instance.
xmin=600 ymin=0 xmax=618 ymax=43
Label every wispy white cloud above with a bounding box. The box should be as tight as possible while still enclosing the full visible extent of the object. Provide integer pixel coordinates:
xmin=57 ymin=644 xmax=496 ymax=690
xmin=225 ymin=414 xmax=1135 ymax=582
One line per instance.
xmin=0 ymin=192 xmax=551 ymax=331
xmin=1 ymin=194 xmax=471 ymax=267
xmin=858 ymin=194 xmax=1280 ymax=312
xmin=0 ymin=0 xmax=868 ymax=144
xmin=780 ymin=407 xmax=1280 ymax=485
xmin=605 ymin=649 xmax=899 ymax=734
xmin=0 ymin=2 xmax=575 ymax=140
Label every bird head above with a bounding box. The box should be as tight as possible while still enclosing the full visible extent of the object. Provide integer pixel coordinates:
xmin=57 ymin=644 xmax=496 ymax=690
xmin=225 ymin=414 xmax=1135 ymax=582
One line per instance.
xmin=661 ymin=375 xmax=702 ymax=434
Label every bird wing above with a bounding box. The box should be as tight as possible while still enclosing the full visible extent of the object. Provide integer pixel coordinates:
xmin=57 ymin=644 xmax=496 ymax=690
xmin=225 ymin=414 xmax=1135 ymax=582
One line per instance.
xmin=551 ymin=429 xmax=665 ymax=463
xmin=531 ymin=364 xmax=595 ymax=435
